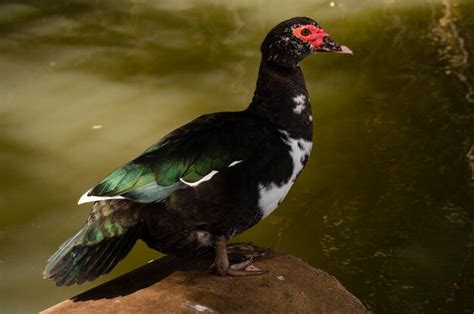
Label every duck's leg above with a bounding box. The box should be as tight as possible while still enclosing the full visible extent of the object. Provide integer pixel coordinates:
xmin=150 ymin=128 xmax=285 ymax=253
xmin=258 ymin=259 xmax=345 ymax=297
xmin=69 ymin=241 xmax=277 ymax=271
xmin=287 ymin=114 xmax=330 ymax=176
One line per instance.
xmin=213 ymin=236 xmax=229 ymax=275
xmin=213 ymin=236 xmax=267 ymax=276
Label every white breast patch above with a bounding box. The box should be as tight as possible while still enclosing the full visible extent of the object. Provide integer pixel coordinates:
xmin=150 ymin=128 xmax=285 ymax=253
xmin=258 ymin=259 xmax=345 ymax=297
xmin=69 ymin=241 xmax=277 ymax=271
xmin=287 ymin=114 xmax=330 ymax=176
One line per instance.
xmin=292 ymin=94 xmax=306 ymax=114
xmin=257 ymin=131 xmax=312 ymax=219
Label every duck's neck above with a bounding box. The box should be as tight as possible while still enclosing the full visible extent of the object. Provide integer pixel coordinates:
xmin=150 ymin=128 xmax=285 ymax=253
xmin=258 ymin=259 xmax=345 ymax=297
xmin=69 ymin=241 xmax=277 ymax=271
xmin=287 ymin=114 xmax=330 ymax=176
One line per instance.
xmin=247 ymin=60 xmax=313 ymax=141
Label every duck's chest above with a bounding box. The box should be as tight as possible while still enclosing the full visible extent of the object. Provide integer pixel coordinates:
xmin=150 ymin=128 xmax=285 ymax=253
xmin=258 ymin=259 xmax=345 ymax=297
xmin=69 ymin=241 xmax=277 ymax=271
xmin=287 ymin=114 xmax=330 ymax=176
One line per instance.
xmin=256 ymin=131 xmax=312 ymax=219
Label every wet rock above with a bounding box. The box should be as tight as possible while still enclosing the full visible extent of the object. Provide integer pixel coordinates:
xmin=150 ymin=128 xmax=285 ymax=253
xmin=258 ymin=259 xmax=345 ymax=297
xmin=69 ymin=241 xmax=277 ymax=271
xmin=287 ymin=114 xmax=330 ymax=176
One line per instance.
xmin=42 ymin=245 xmax=368 ymax=313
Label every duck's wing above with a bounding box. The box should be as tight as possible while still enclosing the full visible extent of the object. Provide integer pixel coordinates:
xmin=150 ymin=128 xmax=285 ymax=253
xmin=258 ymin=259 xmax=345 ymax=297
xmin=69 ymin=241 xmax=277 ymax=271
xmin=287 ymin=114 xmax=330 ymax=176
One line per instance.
xmin=78 ymin=112 xmax=275 ymax=204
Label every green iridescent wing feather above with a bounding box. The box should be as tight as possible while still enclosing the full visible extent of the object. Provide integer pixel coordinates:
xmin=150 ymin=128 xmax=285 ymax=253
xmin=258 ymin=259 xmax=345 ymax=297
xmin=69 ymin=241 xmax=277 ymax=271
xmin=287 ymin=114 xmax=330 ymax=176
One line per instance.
xmin=87 ymin=112 xmax=270 ymax=203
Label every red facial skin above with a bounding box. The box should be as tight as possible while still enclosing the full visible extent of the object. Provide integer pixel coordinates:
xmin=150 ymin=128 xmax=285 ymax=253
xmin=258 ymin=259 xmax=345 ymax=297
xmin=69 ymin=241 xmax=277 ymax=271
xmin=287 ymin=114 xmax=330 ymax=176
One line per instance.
xmin=292 ymin=25 xmax=329 ymax=49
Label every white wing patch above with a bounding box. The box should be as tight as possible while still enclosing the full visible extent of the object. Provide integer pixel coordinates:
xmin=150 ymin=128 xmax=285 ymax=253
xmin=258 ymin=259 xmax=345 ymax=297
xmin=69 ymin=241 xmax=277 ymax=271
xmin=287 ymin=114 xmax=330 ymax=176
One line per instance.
xmin=180 ymin=170 xmax=219 ymax=187
xmin=292 ymin=94 xmax=306 ymax=114
xmin=228 ymin=160 xmax=243 ymax=167
xmin=77 ymin=188 xmax=125 ymax=205
xmin=179 ymin=160 xmax=244 ymax=187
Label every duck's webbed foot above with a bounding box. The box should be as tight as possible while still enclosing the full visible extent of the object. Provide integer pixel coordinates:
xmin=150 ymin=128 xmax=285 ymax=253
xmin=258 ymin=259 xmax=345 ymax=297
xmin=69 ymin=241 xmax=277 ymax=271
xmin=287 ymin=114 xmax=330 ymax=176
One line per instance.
xmin=212 ymin=237 xmax=267 ymax=276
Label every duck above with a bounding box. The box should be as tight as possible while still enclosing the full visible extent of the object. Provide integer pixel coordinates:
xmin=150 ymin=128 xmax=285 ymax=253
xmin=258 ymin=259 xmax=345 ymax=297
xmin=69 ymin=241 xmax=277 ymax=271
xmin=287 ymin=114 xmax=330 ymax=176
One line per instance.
xmin=43 ymin=16 xmax=351 ymax=286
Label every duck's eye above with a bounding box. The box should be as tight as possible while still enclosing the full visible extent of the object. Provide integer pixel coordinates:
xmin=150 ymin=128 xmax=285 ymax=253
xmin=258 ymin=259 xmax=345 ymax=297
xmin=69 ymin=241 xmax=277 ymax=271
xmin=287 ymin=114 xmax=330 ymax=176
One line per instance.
xmin=300 ymin=28 xmax=311 ymax=36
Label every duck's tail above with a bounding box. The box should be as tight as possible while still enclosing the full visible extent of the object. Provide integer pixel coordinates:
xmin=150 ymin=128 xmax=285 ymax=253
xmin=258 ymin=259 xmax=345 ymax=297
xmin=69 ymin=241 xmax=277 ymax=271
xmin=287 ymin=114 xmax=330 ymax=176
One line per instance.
xmin=43 ymin=200 xmax=143 ymax=286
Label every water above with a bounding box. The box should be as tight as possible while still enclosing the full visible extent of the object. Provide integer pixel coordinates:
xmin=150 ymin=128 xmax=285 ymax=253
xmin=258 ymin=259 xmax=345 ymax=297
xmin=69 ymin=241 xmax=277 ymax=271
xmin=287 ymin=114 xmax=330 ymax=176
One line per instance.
xmin=1 ymin=0 xmax=473 ymax=312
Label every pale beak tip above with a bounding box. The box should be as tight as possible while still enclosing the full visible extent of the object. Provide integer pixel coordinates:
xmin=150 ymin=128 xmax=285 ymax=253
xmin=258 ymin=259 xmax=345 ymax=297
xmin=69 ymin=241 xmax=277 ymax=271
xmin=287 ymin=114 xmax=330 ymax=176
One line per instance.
xmin=339 ymin=45 xmax=353 ymax=55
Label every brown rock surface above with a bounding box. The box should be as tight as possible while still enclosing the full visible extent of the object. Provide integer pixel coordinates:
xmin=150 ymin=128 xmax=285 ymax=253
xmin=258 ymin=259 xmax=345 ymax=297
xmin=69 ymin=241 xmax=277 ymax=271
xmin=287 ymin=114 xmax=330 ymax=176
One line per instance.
xmin=42 ymin=246 xmax=368 ymax=313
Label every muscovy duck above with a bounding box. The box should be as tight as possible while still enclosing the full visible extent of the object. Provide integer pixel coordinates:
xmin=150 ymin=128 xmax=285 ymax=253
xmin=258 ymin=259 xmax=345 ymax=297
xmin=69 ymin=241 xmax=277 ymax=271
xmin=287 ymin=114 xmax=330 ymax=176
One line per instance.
xmin=44 ymin=16 xmax=351 ymax=286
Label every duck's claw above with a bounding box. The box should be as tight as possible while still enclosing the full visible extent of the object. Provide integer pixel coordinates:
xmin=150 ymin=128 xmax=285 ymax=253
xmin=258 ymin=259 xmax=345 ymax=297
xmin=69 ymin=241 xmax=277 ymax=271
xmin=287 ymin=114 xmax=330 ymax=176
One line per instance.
xmin=212 ymin=238 xmax=268 ymax=276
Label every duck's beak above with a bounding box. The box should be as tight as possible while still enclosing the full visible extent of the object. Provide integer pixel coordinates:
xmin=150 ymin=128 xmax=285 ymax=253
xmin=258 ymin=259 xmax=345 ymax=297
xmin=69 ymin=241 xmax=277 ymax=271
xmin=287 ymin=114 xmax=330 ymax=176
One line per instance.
xmin=311 ymin=36 xmax=352 ymax=55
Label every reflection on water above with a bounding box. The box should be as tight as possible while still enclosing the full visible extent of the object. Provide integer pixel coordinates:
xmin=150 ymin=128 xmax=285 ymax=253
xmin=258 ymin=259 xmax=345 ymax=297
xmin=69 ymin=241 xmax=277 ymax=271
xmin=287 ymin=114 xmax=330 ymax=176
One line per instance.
xmin=0 ymin=0 xmax=473 ymax=312
xmin=431 ymin=0 xmax=474 ymax=103
xmin=468 ymin=145 xmax=474 ymax=182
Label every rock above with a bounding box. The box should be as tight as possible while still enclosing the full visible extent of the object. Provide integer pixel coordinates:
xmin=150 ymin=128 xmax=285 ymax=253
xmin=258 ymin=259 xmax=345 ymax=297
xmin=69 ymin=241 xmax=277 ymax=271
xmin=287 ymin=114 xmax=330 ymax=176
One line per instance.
xmin=42 ymin=245 xmax=368 ymax=313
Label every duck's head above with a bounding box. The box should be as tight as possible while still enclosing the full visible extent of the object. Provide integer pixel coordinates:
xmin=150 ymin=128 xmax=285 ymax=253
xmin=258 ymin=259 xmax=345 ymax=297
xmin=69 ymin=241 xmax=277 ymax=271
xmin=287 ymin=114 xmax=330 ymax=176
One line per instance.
xmin=261 ymin=17 xmax=352 ymax=68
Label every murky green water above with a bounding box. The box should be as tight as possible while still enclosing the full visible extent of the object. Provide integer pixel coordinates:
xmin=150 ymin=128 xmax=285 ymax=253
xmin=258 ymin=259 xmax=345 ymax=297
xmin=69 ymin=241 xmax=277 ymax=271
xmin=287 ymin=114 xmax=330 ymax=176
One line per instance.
xmin=1 ymin=0 xmax=473 ymax=312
